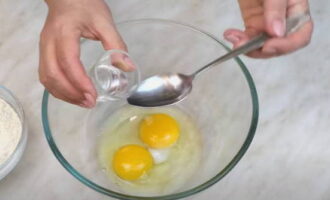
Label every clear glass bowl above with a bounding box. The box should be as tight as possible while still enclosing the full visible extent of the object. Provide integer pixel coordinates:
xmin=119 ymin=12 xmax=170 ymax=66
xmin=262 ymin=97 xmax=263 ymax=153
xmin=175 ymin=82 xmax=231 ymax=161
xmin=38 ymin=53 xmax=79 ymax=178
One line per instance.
xmin=0 ymin=86 xmax=27 ymax=180
xmin=42 ymin=19 xmax=258 ymax=199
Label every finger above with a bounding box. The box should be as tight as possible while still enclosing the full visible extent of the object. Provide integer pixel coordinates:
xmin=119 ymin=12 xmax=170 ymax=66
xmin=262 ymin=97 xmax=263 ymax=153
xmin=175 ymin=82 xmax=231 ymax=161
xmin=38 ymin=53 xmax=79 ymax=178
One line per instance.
xmin=111 ymin=52 xmax=136 ymax=72
xmin=97 ymin=23 xmax=127 ymax=51
xmin=95 ymin=21 xmax=136 ymax=72
xmin=262 ymin=21 xmax=313 ymax=55
xmin=224 ymin=29 xmax=249 ymax=45
xmin=46 ymin=83 xmax=82 ymax=106
xmin=264 ymin=0 xmax=288 ymax=37
xmin=239 ymin=20 xmax=313 ymax=58
xmin=224 ymin=28 xmax=270 ymax=58
xmin=55 ymin=30 xmax=97 ymax=107
xmin=39 ymin=64 xmax=84 ymax=105
xmin=287 ymin=0 xmax=310 ymax=17
xmin=39 ymin=39 xmax=91 ymax=107
xmin=227 ymin=22 xmax=313 ymax=58
xmin=245 ymin=49 xmax=275 ymax=59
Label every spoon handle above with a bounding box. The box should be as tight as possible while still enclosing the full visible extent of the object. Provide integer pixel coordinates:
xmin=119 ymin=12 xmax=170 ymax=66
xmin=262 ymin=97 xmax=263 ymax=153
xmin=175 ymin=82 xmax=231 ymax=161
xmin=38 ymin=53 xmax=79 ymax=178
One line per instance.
xmin=193 ymin=11 xmax=311 ymax=77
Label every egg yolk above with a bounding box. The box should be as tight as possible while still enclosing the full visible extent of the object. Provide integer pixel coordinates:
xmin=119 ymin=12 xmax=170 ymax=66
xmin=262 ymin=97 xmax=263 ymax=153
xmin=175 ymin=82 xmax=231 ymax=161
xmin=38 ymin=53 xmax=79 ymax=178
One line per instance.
xmin=139 ymin=113 xmax=180 ymax=148
xmin=112 ymin=144 xmax=154 ymax=181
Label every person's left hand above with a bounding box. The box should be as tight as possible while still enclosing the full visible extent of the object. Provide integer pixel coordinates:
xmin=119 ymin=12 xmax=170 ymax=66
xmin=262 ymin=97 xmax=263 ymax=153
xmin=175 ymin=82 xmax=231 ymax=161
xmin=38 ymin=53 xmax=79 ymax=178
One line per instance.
xmin=224 ymin=0 xmax=313 ymax=58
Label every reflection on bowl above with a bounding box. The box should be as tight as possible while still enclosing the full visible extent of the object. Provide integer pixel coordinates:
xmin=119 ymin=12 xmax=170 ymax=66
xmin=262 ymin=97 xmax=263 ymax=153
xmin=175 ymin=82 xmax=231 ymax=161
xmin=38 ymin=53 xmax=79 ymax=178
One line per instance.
xmin=42 ymin=19 xmax=258 ymax=200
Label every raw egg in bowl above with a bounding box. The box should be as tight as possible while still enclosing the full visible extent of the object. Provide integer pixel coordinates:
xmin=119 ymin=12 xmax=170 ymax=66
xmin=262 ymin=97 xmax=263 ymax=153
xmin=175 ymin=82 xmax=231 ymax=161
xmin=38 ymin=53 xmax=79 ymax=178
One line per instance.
xmin=42 ymin=19 xmax=258 ymax=200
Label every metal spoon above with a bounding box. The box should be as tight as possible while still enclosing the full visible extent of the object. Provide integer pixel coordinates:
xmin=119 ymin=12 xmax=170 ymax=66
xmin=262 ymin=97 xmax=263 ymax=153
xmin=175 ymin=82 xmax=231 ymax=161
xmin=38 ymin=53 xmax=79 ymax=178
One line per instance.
xmin=128 ymin=12 xmax=311 ymax=107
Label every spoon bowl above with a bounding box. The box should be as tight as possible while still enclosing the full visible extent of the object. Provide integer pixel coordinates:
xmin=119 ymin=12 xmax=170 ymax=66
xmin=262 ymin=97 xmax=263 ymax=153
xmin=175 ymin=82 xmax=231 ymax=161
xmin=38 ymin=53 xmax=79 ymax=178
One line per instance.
xmin=127 ymin=73 xmax=193 ymax=107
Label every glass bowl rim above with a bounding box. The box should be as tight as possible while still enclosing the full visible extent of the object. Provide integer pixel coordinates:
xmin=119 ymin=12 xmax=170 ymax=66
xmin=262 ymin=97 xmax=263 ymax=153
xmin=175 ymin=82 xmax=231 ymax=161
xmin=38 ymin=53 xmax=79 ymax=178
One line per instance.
xmin=41 ymin=18 xmax=259 ymax=200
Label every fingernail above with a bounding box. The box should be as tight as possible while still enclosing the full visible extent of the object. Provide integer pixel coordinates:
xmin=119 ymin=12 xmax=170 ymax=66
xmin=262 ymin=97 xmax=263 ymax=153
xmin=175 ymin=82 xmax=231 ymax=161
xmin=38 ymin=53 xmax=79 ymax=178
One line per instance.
xmin=273 ymin=19 xmax=285 ymax=37
xmin=262 ymin=47 xmax=277 ymax=55
xmin=111 ymin=54 xmax=136 ymax=72
xmin=82 ymin=93 xmax=95 ymax=108
xmin=123 ymin=56 xmax=136 ymax=71
xmin=225 ymin=34 xmax=240 ymax=44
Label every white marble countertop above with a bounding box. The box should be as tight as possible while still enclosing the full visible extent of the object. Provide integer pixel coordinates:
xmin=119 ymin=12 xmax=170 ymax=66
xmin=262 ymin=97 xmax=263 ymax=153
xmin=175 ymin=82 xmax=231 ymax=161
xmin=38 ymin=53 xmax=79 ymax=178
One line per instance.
xmin=0 ymin=0 xmax=329 ymax=199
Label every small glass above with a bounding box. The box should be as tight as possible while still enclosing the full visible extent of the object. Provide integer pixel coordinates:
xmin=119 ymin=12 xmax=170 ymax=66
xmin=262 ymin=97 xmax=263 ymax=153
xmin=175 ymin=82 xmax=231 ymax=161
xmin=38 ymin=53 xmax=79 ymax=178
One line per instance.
xmin=88 ymin=50 xmax=140 ymax=102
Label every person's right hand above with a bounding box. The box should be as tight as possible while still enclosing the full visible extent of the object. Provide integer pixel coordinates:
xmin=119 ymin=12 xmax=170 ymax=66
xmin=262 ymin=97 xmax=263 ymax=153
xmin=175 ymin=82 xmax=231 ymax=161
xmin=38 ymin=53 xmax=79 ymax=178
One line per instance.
xmin=39 ymin=0 xmax=134 ymax=108
xmin=224 ymin=0 xmax=313 ymax=58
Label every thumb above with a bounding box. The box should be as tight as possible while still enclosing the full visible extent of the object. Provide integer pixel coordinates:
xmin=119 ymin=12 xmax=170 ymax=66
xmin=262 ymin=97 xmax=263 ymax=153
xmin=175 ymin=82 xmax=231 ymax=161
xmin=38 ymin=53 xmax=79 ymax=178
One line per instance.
xmin=264 ymin=0 xmax=288 ymax=37
xmin=98 ymin=23 xmax=136 ymax=72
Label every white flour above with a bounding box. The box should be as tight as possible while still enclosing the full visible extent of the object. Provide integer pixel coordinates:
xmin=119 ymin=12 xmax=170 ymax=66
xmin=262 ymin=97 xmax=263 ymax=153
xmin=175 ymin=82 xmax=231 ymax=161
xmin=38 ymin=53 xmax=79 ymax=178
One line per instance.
xmin=0 ymin=98 xmax=22 ymax=165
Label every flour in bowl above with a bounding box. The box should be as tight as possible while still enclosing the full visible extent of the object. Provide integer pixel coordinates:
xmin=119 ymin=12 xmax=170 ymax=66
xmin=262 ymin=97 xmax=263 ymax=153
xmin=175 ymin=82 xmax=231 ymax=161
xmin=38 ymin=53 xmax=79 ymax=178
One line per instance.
xmin=0 ymin=98 xmax=22 ymax=165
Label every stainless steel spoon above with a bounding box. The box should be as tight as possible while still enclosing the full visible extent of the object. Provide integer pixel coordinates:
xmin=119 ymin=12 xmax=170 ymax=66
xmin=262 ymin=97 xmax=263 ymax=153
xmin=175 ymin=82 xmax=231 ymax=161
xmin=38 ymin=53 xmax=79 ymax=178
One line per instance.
xmin=128 ymin=12 xmax=311 ymax=107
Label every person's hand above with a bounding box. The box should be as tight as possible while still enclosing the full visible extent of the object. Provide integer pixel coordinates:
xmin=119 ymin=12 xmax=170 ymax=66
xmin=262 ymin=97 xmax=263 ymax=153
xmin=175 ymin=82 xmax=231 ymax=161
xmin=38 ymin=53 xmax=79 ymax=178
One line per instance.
xmin=224 ymin=0 xmax=313 ymax=58
xmin=39 ymin=0 xmax=134 ymax=108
